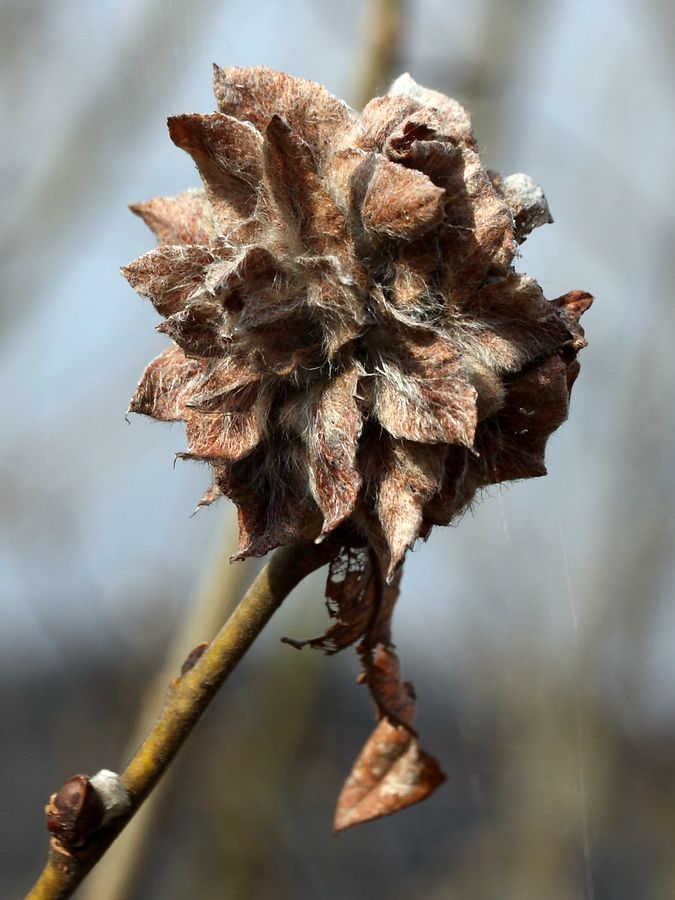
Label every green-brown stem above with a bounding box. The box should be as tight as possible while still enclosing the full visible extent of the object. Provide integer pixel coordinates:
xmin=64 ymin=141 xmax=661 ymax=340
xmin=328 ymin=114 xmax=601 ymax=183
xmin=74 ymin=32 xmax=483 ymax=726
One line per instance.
xmin=26 ymin=539 xmax=333 ymax=900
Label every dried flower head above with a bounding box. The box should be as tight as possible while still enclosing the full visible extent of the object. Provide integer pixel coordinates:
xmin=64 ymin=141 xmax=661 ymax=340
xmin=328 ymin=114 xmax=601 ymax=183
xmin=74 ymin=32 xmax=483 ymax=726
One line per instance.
xmin=124 ymin=66 xmax=591 ymax=827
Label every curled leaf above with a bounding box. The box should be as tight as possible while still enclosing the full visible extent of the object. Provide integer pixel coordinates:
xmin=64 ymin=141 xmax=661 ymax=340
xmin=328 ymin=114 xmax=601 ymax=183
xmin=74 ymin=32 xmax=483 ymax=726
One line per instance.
xmin=333 ymin=718 xmax=446 ymax=832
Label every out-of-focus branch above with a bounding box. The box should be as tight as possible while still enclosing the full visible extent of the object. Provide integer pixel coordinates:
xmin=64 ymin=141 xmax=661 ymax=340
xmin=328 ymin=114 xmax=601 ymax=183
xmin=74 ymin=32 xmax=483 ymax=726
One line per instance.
xmin=26 ymin=539 xmax=334 ymax=900
xmin=350 ymin=0 xmax=405 ymax=110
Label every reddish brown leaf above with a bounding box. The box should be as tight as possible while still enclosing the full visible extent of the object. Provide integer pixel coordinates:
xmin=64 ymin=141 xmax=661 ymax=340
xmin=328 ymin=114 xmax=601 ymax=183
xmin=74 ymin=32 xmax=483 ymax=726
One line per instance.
xmin=553 ymin=289 xmax=594 ymax=323
xmin=212 ymin=65 xmax=355 ymax=164
xmin=388 ymin=73 xmax=474 ymax=146
xmin=128 ymin=346 xmax=206 ymax=421
xmin=215 ymin=448 xmax=319 ymax=559
xmin=333 ymin=566 xmax=445 ymax=830
xmin=421 ymin=444 xmax=475 ymax=529
xmin=129 ymin=190 xmax=215 ymax=246
xmin=388 ymin=244 xmax=439 ymax=313
xmin=333 ymin=718 xmax=446 ymax=831
xmin=157 ymin=301 xmax=229 ymax=358
xmin=434 ymin=145 xmax=516 ymax=299
xmin=359 ymin=155 xmax=445 ymax=242
xmin=553 ymin=290 xmax=593 ymax=351
xmin=168 ymin=113 xmax=263 ymax=222
xmin=356 ymin=94 xmax=420 ymax=152
xmin=350 ymin=433 xmax=443 ymax=579
xmin=279 ymin=368 xmax=362 ymax=535
xmin=369 ymin=330 xmax=478 ymax=447
xmin=282 ymin=546 xmax=376 ymax=654
xmin=186 ymin=357 xmax=262 ymax=414
xmin=303 ymin=265 xmax=368 ymax=356
xmin=183 ymin=406 xmax=262 ymax=461
xmin=121 ymin=245 xmax=215 ymax=317
xmin=471 ymin=354 xmax=572 ymax=486
xmin=387 ymin=134 xmax=461 ymax=187
xmin=466 ymin=273 xmax=575 ymax=374
xmin=262 ymin=114 xmax=351 ymax=255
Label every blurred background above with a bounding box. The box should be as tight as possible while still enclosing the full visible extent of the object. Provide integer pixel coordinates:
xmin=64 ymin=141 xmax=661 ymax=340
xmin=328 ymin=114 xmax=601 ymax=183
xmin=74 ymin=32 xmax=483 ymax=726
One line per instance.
xmin=2 ymin=0 xmax=674 ymax=897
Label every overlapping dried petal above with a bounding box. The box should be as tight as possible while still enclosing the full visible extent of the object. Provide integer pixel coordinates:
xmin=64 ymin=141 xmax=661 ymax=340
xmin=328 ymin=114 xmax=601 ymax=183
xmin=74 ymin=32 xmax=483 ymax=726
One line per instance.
xmin=124 ymin=66 xmax=592 ymax=827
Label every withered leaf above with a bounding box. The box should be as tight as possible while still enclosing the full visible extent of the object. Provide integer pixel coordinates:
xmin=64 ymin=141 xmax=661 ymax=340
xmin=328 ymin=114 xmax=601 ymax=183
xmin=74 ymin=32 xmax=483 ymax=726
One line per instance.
xmin=360 ymin=155 xmax=445 ymax=242
xmin=130 ymin=190 xmax=215 ymax=246
xmin=302 ymin=368 xmax=363 ymax=535
xmin=157 ymin=301 xmax=229 ymax=358
xmin=213 ymin=65 xmax=355 ymax=164
xmin=356 ymin=94 xmax=421 ymax=152
xmin=333 ymin=718 xmax=446 ymax=831
xmin=168 ymin=114 xmax=263 ymax=222
xmin=183 ymin=406 xmax=263 ymax=461
xmin=121 ymin=245 xmax=215 ymax=318
xmin=216 ymin=448 xmax=318 ymax=559
xmin=334 ymin=567 xmax=445 ymax=830
xmin=369 ymin=330 xmax=478 ymax=447
xmin=465 ymin=273 xmax=575 ymax=375
xmin=388 ymin=73 xmax=474 ymax=146
xmin=375 ymin=441 xmax=446 ymax=579
xmin=471 ymin=353 xmax=572 ymax=486
xmin=129 ymin=346 xmax=206 ymax=421
xmin=262 ymin=115 xmax=351 ymax=256
xmin=436 ymin=146 xmax=516 ymax=299
xmin=282 ymin=546 xmax=375 ymax=654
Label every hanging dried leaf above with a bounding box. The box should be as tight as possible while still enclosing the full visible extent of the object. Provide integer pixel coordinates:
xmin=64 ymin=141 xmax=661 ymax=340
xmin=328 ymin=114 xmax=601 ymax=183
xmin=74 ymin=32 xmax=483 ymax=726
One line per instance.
xmin=282 ymin=546 xmax=375 ymax=654
xmin=333 ymin=717 xmax=446 ymax=832
xmin=334 ymin=568 xmax=445 ymax=829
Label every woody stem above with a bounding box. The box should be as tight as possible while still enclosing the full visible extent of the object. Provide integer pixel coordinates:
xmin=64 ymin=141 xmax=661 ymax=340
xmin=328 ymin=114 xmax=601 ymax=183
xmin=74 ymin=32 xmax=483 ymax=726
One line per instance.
xmin=26 ymin=539 xmax=333 ymax=900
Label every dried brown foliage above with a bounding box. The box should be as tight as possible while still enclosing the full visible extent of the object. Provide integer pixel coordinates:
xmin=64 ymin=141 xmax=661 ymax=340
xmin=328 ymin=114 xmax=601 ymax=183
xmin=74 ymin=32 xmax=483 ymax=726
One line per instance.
xmin=124 ymin=66 xmax=591 ymax=827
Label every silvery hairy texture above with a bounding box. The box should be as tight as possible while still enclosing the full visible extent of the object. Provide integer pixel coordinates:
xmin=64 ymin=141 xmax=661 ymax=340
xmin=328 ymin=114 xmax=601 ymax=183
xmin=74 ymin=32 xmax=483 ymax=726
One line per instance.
xmin=124 ymin=66 xmax=591 ymax=579
xmin=123 ymin=67 xmax=591 ymax=827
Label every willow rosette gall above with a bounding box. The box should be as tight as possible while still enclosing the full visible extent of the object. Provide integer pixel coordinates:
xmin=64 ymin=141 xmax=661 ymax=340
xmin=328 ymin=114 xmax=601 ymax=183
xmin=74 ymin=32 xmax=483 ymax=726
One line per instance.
xmin=123 ymin=66 xmax=592 ymax=828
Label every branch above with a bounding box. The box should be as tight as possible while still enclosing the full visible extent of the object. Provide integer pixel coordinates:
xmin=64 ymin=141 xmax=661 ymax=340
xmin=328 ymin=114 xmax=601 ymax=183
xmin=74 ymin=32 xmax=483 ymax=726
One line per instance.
xmin=79 ymin=511 xmax=249 ymax=900
xmin=350 ymin=0 xmax=405 ymax=110
xmin=26 ymin=539 xmax=334 ymax=900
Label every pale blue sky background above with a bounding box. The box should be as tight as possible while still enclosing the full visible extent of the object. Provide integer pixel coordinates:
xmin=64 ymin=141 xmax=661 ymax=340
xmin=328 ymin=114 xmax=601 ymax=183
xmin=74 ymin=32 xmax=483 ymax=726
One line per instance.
xmin=1 ymin=0 xmax=674 ymax=732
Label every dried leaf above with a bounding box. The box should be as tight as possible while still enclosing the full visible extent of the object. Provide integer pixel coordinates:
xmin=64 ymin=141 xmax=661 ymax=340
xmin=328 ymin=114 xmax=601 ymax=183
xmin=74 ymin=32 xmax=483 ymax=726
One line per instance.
xmin=282 ymin=546 xmax=375 ymax=653
xmin=356 ymin=94 xmax=420 ymax=152
xmin=129 ymin=346 xmax=206 ymax=421
xmin=333 ymin=567 xmax=445 ymax=830
xmin=216 ymin=448 xmax=318 ymax=559
xmin=130 ymin=190 xmax=215 ymax=246
xmin=359 ymin=155 xmax=445 ymax=242
xmin=388 ymin=73 xmax=474 ymax=146
xmin=157 ymin=301 xmax=229 ymax=358
xmin=168 ymin=113 xmax=263 ymax=221
xmin=471 ymin=354 xmax=572 ymax=486
xmin=301 ymin=368 xmax=363 ymax=534
xmin=262 ymin=115 xmax=350 ymax=254
xmin=465 ymin=273 xmax=575 ymax=374
xmin=213 ymin=65 xmax=355 ymax=164
xmin=369 ymin=330 xmax=478 ymax=447
xmin=333 ymin=718 xmax=446 ymax=831
xmin=121 ymin=245 xmax=214 ymax=317
xmin=183 ymin=406 xmax=262 ymax=461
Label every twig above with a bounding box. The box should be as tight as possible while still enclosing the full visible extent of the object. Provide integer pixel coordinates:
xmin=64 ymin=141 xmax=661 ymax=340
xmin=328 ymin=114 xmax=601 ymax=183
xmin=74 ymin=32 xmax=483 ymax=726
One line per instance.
xmin=26 ymin=539 xmax=334 ymax=900
xmin=79 ymin=510 xmax=249 ymax=900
